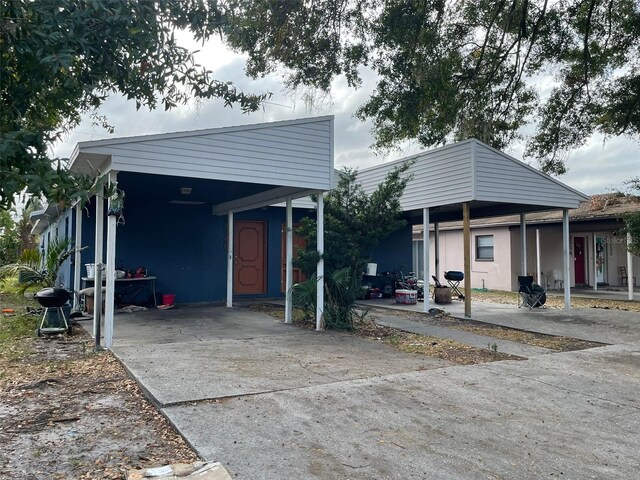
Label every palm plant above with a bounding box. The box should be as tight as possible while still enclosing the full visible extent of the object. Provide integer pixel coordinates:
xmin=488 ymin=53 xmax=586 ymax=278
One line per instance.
xmin=291 ymin=267 xmax=365 ymax=330
xmin=0 ymin=237 xmax=79 ymax=293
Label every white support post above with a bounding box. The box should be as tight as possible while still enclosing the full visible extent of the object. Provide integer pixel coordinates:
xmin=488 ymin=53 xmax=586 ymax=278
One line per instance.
xmin=536 ymin=229 xmax=541 ymax=288
xmin=104 ymin=171 xmax=118 ymax=349
xmin=93 ymin=193 xmax=104 ymax=338
xmin=434 ymin=222 xmax=440 ymax=280
xmin=562 ymin=209 xmax=571 ymax=310
xmin=628 ymin=232 xmax=635 ymax=301
xmin=227 ymin=211 xmax=234 ymax=308
xmin=316 ymin=191 xmax=324 ymax=331
xmin=73 ymin=202 xmax=83 ymax=309
xmin=423 ymin=208 xmax=430 ymax=313
xmin=285 ymin=197 xmax=294 ymax=323
xmin=520 ymin=213 xmax=527 ymax=276
xmin=592 ymin=233 xmax=598 ymax=291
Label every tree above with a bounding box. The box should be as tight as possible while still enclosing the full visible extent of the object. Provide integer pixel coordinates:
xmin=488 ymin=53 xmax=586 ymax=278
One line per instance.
xmin=223 ymin=0 xmax=640 ymax=175
xmin=0 ymin=198 xmax=40 ymax=266
xmin=294 ymin=162 xmax=413 ymax=329
xmin=1 ymin=0 xmax=267 ymax=208
xmin=0 ymin=209 xmax=20 ymax=265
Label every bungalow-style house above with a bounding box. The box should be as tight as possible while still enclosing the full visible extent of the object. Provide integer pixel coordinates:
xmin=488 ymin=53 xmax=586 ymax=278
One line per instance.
xmin=410 ymin=194 xmax=640 ymax=293
xmin=30 ymin=117 xmax=595 ymax=347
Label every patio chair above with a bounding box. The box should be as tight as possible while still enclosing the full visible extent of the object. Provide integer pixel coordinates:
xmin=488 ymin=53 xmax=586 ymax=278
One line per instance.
xmin=552 ymin=269 xmax=564 ymax=290
xmin=518 ymin=276 xmax=546 ymax=309
xmin=619 ymin=266 xmax=636 ymax=287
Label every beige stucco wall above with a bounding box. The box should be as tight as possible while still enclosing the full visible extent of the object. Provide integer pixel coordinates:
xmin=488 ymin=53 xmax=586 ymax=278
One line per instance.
xmin=428 ymin=227 xmax=513 ymax=291
xmin=419 ymin=223 xmax=639 ymax=292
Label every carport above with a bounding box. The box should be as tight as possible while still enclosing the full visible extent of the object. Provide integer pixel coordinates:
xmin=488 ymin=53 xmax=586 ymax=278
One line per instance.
xmin=358 ymin=140 xmax=590 ymax=316
xmin=67 ymin=116 xmax=334 ymax=347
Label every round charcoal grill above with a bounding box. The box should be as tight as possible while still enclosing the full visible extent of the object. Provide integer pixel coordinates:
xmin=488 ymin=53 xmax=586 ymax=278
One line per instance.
xmin=444 ymin=271 xmax=465 ymax=300
xmin=444 ymin=271 xmax=464 ymax=282
xmin=34 ymin=288 xmax=72 ymax=308
xmin=34 ymin=288 xmax=72 ymax=336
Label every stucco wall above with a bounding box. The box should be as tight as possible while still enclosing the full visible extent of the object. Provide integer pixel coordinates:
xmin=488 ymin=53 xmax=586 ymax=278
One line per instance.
xmin=418 ymin=224 xmax=639 ymax=293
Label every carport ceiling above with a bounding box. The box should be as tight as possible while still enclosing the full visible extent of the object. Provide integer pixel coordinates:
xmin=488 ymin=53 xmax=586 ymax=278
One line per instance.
xmin=403 ymin=201 xmax=566 ymax=224
xmin=119 ymin=171 xmax=288 ymax=208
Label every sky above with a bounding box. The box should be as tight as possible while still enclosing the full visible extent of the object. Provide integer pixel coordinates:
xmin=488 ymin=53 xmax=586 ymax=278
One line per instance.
xmin=52 ymin=34 xmax=639 ymax=196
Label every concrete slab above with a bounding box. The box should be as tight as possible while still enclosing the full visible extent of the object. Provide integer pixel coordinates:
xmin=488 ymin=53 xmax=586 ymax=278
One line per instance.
xmin=111 ymin=308 xmax=452 ymax=406
xmin=360 ymin=299 xmax=640 ymax=345
xmin=375 ymin=316 xmax=554 ymax=357
xmin=112 ymin=305 xmax=308 ymax=347
xmin=164 ymin=344 xmax=640 ymax=480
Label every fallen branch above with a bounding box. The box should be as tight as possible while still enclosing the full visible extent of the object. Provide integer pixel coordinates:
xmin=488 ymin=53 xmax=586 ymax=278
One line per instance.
xmin=52 ymin=416 xmax=80 ymax=423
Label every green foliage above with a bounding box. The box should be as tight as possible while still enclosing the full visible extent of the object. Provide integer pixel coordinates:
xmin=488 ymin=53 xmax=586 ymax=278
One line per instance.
xmin=0 ymin=198 xmax=41 ymax=265
xmin=1 ymin=0 xmax=267 ymax=208
xmin=293 ymin=162 xmax=412 ymax=329
xmin=0 ymin=209 xmax=20 ymax=265
xmin=296 ymin=162 xmax=413 ymax=277
xmin=291 ymin=267 xmax=363 ymax=330
xmin=223 ymin=0 xmax=640 ymax=175
xmin=0 ymin=237 xmax=81 ymax=292
xmin=290 ymin=272 xmax=317 ymax=320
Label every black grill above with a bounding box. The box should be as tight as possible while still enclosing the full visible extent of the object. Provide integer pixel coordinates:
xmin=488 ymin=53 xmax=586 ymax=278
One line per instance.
xmin=34 ymin=288 xmax=71 ymax=308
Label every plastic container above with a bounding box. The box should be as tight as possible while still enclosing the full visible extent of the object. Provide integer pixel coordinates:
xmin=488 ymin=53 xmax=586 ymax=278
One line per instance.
xmin=162 ymin=294 xmax=176 ymax=306
xmin=85 ymin=263 xmax=96 ymax=279
xmin=395 ymin=289 xmax=417 ymax=305
xmin=366 ymin=263 xmax=377 ymax=276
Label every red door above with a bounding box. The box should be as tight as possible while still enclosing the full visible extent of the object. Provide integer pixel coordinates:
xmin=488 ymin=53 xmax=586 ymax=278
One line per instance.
xmin=573 ymin=237 xmax=586 ymax=284
xmin=234 ymin=221 xmax=266 ymax=295
xmin=280 ymin=224 xmax=308 ymax=292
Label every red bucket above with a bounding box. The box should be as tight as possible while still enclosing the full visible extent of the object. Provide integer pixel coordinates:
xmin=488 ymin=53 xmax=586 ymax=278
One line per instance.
xmin=162 ymin=294 xmax=176 ymax=306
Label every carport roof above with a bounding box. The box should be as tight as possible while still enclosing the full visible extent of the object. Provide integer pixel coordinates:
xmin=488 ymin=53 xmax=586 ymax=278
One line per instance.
xmin=357 ymin=139 xmax=589 ymax=222
xmin=68 ymin=116 xmax=335 ymax=214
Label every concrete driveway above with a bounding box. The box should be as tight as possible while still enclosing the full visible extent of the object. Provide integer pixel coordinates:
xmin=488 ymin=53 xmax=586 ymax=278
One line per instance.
xmin=111 ymin=305 xmax=640 ymax=479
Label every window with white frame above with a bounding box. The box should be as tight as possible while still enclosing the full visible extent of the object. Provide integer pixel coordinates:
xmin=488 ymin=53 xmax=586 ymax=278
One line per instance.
xmin=476 ymin=235 xmax=494 ymax=261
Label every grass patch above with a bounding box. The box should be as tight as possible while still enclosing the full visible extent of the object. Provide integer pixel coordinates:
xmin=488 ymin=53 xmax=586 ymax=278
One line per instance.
xmin=455 ymin=288 xmax=640 ymax=312
xmin=0 ymin=292 xmax=39 ymax=348
xmin=252 ymin=302 xmax=523 ymax=365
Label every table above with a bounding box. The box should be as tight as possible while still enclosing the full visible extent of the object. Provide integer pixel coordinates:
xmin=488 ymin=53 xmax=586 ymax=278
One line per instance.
xmin=81 ymin=276 xmax=158 ymax=307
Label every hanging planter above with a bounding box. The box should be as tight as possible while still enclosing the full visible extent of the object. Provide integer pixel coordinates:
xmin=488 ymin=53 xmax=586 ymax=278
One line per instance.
xmin=107 ymin=188 xmax=125 ymax=218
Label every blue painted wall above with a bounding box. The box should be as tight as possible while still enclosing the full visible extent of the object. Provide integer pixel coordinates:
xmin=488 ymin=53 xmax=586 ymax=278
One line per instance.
xmin=75 ymin=175 xmax=315 ymax=304
xmin=370 ymin=223 xmax=413 ymax=276
xmin=39 ymin=208 xmax=74 ymax=289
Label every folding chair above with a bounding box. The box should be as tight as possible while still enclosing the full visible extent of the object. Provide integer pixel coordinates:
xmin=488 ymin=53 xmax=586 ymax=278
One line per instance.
xmin=444 ymin=271 xmax=465 ymax=300
xmin=518 ymin=275 xmax=546 ymax=309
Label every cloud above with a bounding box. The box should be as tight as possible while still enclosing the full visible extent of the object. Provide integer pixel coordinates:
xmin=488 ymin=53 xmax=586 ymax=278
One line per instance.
xmin=52 ymin=39 xmax=639 ymax=196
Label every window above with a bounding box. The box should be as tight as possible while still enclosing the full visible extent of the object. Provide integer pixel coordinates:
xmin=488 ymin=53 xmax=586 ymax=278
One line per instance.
xmin=476 ymin=235 xmax=494 ymax=261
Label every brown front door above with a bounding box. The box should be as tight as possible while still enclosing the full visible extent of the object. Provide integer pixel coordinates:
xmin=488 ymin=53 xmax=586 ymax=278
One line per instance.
xmin=234 ymin=221 xmax=266 ymax=295
xmin=281 ymin=224 xmax=308 ymax=292
xmin=574 ymin=236 xmax=586 ymax=284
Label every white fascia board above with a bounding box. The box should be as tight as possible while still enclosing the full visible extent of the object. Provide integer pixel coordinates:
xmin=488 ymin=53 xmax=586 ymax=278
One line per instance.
xmin=212 ymin=187 xmax=320 ymax=215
